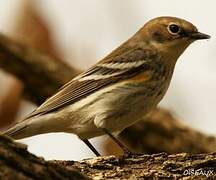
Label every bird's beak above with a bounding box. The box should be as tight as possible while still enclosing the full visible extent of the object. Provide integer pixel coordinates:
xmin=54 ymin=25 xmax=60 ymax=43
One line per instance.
xmin=190 ymin=32 xmax=211 ymax=40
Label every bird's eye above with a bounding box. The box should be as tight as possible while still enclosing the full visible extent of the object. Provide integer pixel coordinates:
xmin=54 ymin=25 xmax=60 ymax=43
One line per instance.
xmin=167 ymin=23 xmax=181 ymax=35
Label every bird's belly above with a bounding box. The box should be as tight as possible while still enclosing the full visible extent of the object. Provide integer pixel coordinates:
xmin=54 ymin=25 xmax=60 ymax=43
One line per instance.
xmin=67 ymin=82 xmax=166 ymax=139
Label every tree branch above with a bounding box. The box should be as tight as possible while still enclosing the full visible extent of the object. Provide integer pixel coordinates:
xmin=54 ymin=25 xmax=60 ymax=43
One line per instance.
xmin=0 ymin=135 xmax=88 ymax=180
xmin=0 ymin=34 xmax=79 ymax=104
xmin=1 ymin=133 xmax=215 ymax=179
xmin=59 ymin=152 xmax=216 ymax=179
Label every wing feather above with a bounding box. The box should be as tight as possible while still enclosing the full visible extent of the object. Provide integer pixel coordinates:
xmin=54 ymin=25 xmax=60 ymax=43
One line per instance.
xmin=26 ymin=48 xmax=158 ymax=119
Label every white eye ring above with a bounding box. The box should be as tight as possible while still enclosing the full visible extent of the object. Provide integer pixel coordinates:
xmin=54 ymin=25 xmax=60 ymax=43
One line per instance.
xmin=167 ymin=23 xmax=181 ymax=35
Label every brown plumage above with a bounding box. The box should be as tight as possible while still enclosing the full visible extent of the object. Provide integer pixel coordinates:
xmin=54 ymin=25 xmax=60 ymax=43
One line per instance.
xmin=3 ymin=16 xmax=210 ymax=156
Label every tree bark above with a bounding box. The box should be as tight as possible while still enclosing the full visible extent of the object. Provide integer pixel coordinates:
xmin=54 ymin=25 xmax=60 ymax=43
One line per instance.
xmin=0 ymin=133 xmax=215 ymax=179
xmin=0 ymin=134 xmax=88 ymax=180
xmin=59 ymin=152 xmax=216 ymax=179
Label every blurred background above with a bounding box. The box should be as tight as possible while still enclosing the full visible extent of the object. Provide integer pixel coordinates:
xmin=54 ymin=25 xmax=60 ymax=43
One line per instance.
xmin=0 ymin=0 xmax=215 ymax=160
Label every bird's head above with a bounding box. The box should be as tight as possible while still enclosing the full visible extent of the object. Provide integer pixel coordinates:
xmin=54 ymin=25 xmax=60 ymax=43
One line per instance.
xmin=135 ymin=16 xmax=210 ymax=60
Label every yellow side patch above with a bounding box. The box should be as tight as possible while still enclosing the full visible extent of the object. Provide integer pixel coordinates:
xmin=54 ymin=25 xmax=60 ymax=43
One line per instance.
xmin=127 ymin=71 xmax=152 ymax=83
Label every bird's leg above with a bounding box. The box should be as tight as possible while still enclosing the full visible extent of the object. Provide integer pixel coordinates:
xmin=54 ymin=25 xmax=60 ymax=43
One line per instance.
xmin=81 ymin=139 xmax=101 ymax=157
xmin=102 ymin=128 xmax=132 ymax=156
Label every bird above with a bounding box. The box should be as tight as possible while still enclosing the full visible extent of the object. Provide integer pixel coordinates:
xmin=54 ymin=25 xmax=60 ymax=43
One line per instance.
xmin=3 ymin=16 xmax=210 ymax=156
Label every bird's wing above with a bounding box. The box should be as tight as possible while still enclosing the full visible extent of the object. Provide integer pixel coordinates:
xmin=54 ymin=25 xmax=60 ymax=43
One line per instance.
xmin=25 ymin=48 xmax=157 ymax=119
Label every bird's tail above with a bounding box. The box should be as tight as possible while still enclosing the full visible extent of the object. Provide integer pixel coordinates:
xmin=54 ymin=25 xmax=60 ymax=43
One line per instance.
xmin=2 ymin=115 xmax=62 ymax=139
xmin=2 ymin=120 xmax=31 ymax=140
xmin=2 ymin=114 xmax=65 ymax=139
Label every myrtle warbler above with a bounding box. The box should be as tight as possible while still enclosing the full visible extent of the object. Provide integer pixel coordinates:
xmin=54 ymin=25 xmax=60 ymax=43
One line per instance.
xmin=3 ymin=16 xmax=210 ymax=156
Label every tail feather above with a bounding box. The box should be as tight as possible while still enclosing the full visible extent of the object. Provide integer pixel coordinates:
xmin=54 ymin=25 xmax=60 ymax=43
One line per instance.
xmin=2 ymin=114 xmax=63 ymax=139
xmin=3 ymin=123 xmax=28 ymax=139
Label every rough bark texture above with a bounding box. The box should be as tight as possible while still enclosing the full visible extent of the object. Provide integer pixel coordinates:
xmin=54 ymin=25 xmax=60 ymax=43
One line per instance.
xmin=0 ymin=135 xmax=88 ymax=180
xmin=1 ymin=133 xmax=216 ymax=179
xmin=58 ymin=152 xmax=216 ymax=179
xmin=0 ymin=33 xmax=216 ymax=179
